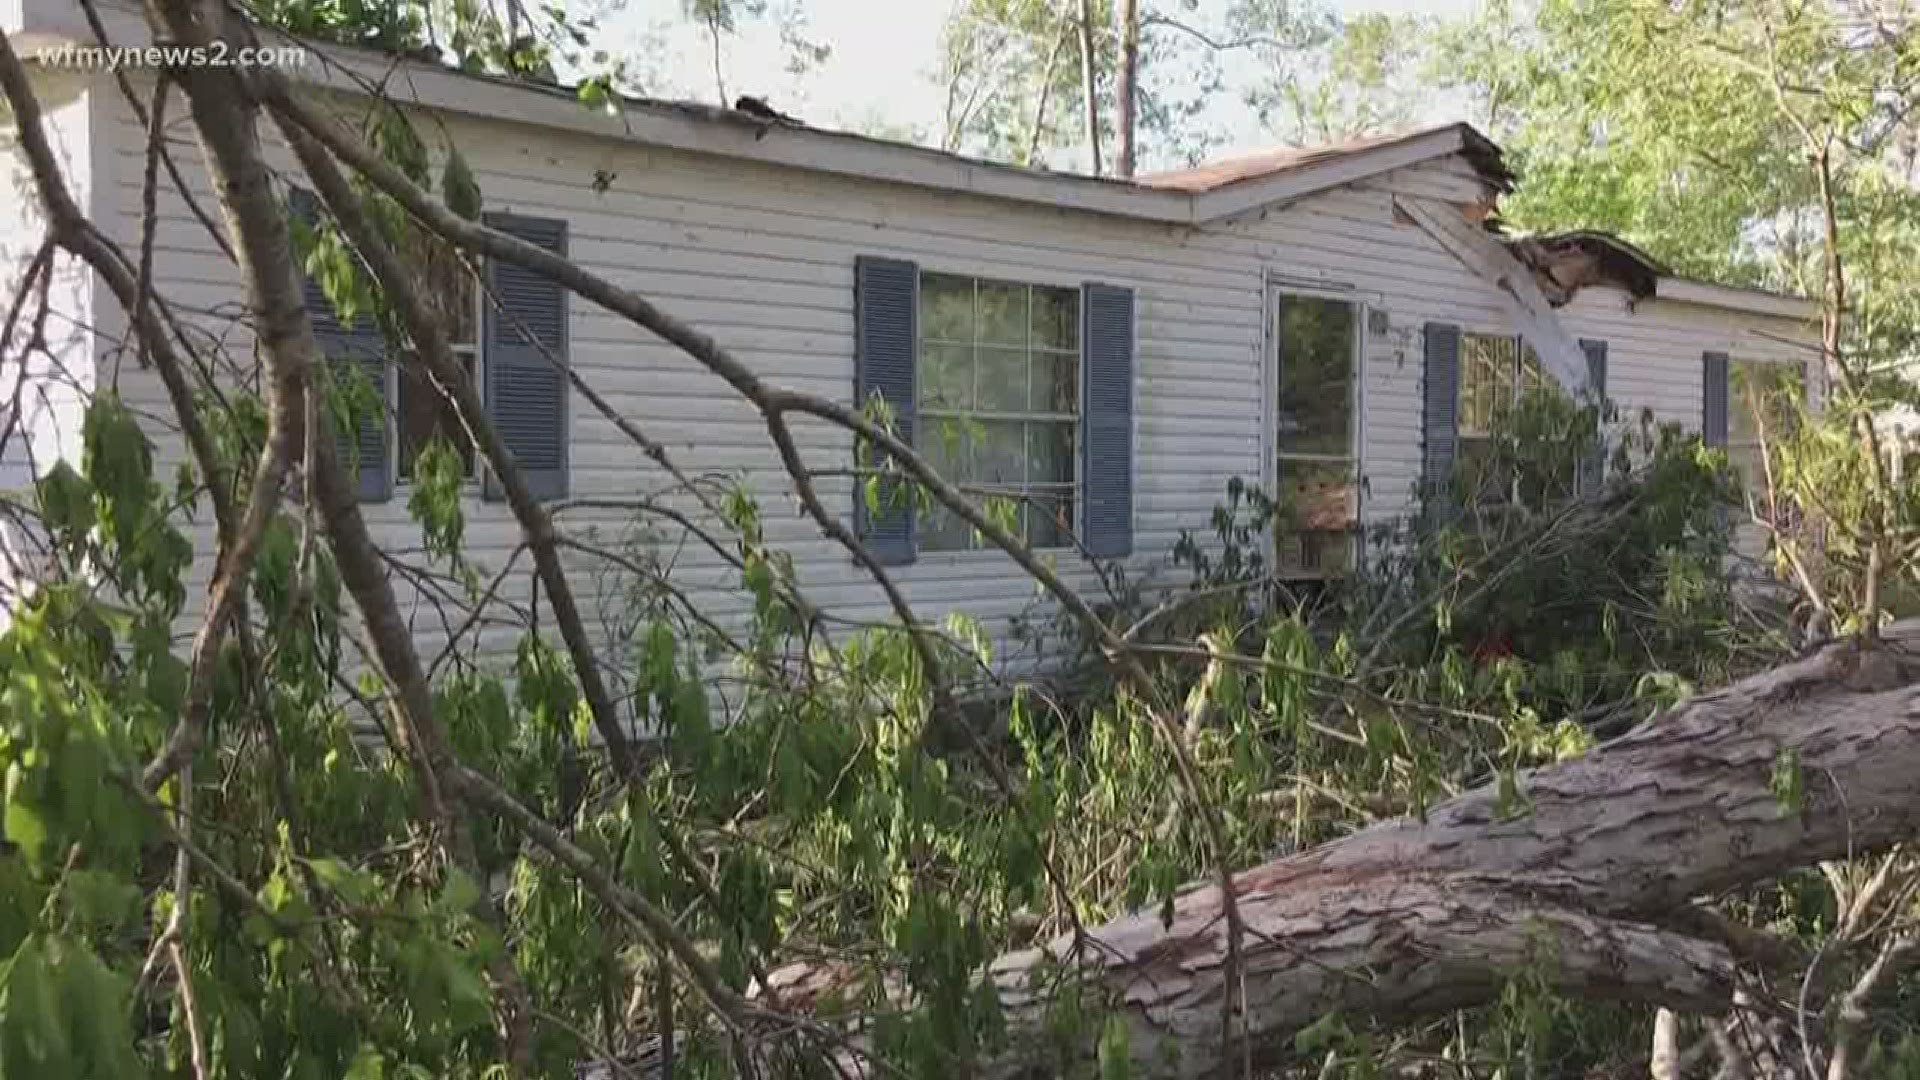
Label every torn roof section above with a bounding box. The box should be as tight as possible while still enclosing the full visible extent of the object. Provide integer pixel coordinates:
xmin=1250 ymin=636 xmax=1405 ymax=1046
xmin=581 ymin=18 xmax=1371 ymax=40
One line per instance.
xmin=1503 ymin=231 xmax=1668 ymax=306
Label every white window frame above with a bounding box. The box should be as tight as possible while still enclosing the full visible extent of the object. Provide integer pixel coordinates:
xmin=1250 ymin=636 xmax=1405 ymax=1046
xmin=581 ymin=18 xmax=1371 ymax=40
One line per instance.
xmin=1455 ymin=329 xmax=1560 ymax=507
xmin=914 ymin=269 xmax=1083 ymax=555
xmin=1263 ymin=281 xmax=1365 ymax=579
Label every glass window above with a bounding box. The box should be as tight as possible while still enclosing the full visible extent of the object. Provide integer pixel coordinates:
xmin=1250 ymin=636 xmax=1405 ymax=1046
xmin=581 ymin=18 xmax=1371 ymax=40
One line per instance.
xmin=916 ymin=273 xmax=1079 ymax=550
xmin=1274 ymin=295 xmax=1359 ymax=578
xmin=1457 ymin=333 xmax=1558 ymax=505
xmin=398 ymin=232 xmax=480 ymax=480
xmin=1728 ymin=359 xmax=1803 ymax=496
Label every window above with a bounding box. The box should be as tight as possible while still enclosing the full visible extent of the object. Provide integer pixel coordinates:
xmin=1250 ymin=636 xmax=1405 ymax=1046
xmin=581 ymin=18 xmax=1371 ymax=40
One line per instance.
xmin=1273 ymin=294 xmax=1359 ymax=577
xmin=396 ymin=230 xmax=481 ymax=481
xmin=295 ymin=189 xmax=570 ymax=502
xmin=1457 ymin=332 xmax=1561 ymax=504
xmin=1728 ymin=359 xmax=1803 ymax=496
xmin=915 ymin=273 xmax=1079 ymax=551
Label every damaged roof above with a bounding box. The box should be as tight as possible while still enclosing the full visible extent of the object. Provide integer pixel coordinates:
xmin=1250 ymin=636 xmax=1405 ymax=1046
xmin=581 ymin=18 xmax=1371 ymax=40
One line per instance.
xmin=8 ymin=0 xmax=1812 ymax=317
xmin=1138 ymin=123 xmax=1514 ymax=194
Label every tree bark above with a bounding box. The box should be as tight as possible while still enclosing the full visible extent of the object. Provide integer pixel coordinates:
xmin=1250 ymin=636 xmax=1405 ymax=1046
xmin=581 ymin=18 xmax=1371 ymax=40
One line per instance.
xmin=1077 ymin=0 xmax=1102 ymax=176
xmin=768 ymin=633 xmax=1920 ymax=1077
xmin=1114 ymin=0 xmax=1138 ymax=178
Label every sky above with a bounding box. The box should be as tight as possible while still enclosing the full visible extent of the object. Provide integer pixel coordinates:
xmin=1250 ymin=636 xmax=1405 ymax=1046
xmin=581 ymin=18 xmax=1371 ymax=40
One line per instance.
xmin=603 ymin=0 xmax=1478 ymax=167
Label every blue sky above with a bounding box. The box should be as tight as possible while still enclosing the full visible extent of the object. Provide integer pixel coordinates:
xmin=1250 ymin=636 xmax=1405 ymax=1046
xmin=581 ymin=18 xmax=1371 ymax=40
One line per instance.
xmin=605 ymin=0 xmax=1477 ymax=164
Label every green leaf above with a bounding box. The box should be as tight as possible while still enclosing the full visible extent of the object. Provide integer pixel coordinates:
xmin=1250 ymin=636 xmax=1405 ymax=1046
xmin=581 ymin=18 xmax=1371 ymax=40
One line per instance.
xmin=4 ymin=783 xmax=47 ymax=866
xmin=441 ymin=144 xmax=483 ymax=220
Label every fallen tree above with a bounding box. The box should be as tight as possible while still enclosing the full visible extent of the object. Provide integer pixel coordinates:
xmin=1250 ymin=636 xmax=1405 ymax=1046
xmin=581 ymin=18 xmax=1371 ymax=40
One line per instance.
xmin=761 ymin=633 xmax=1920 ymax=1076
xmin=2 ymin=5 xmax=1917 ymax=1078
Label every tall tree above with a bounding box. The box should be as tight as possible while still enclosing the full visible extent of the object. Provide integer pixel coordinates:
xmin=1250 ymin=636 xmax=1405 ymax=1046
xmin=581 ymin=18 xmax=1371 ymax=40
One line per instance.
xmin=1114 ymin=0 xmax=1138 ymax=175
xmin=1079 ymin=0 xmax=1104 ymax=173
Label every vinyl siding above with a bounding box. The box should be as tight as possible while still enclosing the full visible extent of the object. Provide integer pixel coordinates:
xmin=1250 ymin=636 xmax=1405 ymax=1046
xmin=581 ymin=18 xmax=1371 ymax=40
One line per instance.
xmin=78 ymin=77 xmax=1817 ymax=685
xmin=1 ymin=73 xmax=99 ymax=615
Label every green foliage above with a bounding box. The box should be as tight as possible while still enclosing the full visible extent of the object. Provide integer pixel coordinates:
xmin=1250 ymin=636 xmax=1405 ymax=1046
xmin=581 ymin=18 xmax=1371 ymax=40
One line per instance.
xmin=407 ymin=437 xmax=468 ymax=565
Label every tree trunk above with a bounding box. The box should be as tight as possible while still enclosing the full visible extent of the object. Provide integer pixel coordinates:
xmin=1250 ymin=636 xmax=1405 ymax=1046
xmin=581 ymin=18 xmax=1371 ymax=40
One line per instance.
xmin=772 ymin=632 xmax=1920 ymax=1077
xmin=1114 ymin=0 xmax=1138 ymax=178
xmin=1077 ymin=0 xmax=1101 ymax=176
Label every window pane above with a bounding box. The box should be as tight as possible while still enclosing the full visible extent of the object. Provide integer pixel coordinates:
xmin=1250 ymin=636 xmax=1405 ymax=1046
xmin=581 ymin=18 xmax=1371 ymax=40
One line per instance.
xmin=1032 ymin=352 xmax=1078 ymax=414
xmin=398 ymin=354 xmax=477 ymax=479
xmin=1459 ymin=333 xmax=1517 ymax=436
xmin=920 ymin=344 xmax=972 ymax=410
xmin=1276 ymin=296 xmax=1356 ymax=457
xmin=976 ymin=280 xmax=1027 ymax=346
xmin=1028 ymin=421 xmax=1074 ymax=486
xmin=910 ymin=272 xmax=1082 ymax=554
xmin=1518 ymin=344 xmax=1554 ymax=399
xmin=975 ymin=347 xmax=1027 ymax=411
xmin=973 ymin=419 xmax=1026 ymax=486
xmin=921 ymin=415 xmax=976 ymax=483
xmin=920 ymin=273 xmax=973 ymax=343
xmin=1276 ymin=459 xmax=1355 ymax=532
xmin=1454 ymin=434 xmax=1509 ymax=505
xmin=919 ymin=505 xmax=972 ymax=551
xmin=1295 ymin=531 xmax=1354 ymax=576
xmin=1276 ymin=459 xmax=1354 ymax=577
xmin=1026 ymin=491 xmax=1074 ymax=549
xmin=1731 ymin=360 xmax=1800 ymax=446
xmin=1729 ymin=443 xmax=1768 ymax=495
xmin=1729 ymin=360 xmax=1801 ymax=498
xmin=1031 ymin=286 xmax=1078 ymax=351
xmin=402 ymin=227 xmax=475 ymax=347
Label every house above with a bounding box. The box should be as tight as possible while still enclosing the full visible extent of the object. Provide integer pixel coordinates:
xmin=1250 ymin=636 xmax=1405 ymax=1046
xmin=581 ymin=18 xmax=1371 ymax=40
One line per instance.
xmin=1 ymin=0 xmax=1820 ymax=680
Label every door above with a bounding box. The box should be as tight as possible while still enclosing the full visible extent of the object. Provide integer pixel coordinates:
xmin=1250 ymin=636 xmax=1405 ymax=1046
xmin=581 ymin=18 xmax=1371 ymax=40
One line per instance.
xmin=1269 ymin=287 xmax=1363 ymax=578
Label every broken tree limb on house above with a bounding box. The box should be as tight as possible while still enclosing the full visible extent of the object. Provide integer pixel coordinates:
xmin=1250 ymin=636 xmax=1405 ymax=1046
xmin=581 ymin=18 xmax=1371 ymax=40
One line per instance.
xmin=1396 ymin=194 xmax=1594 ymax=401
xmin=765 ymin=630 xmax=1920 ymax=1077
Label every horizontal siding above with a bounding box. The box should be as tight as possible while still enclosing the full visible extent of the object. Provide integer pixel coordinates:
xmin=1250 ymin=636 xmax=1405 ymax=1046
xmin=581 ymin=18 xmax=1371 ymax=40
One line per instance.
xmin=1558 ymin=287 xmax=1818 ymax=565
xmin=1 ymin=76 xmax=98 ymax=617
xmin=81 ymin=81 xmax=1818 ymax=689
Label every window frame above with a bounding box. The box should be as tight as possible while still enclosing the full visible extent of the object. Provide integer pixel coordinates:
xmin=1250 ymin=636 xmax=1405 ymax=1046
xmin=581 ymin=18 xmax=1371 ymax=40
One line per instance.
xmin=1264 ymin=282 xmax=1366 ymax=580
xmin=912 ymin=269 xmax=1084 ymax=556
xmin=1455 ymin=329 xmax=1565 ymax=507
xmin=392 ymin=262 xmax=486 ymax=487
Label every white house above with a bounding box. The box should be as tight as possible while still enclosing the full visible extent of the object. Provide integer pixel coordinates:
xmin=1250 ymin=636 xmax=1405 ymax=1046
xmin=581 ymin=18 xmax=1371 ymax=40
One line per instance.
xmin=1 ymin=0 xmax=1820 ymax=676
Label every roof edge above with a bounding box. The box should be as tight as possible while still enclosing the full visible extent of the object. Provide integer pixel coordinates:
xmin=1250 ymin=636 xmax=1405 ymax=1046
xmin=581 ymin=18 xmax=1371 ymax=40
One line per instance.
xmin=1654 ymin=276 xmax=1820 ymax=321
xmin=1192 ymin=125 xmax=1496 ymax=223
xmin=13 ymin=1 xmax=1509 ymax=228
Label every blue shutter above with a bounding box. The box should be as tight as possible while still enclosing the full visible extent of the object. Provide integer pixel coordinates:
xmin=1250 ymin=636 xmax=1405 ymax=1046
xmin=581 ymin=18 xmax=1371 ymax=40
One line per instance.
xmin=1702 ymin=352 xmax=1730 ymax=447
xmin=853 ymin=256 xmax=917 ymax=565
xmin=483 ymin=213 xmax=569 ymax=501
xmin=1578 ymin=339 xmax=1608 ymax=497
xmin=1081 ymin=283 xmax=1134 ymax=558
xmin=1422 ymin=322 xmax=1461 ymax=511
xmin=291 ymin=188 xmax=390 ymax=502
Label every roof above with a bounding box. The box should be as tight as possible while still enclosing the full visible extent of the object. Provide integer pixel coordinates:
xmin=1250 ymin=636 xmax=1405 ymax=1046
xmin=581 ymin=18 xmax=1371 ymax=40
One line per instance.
xmin=1501 ymin=230 xmax=1816 ymax=318
xmin=1139 ymin=123 xmax=1514 ymax=194
xmin=7 ymin=0 xmax=1815 ymax=320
